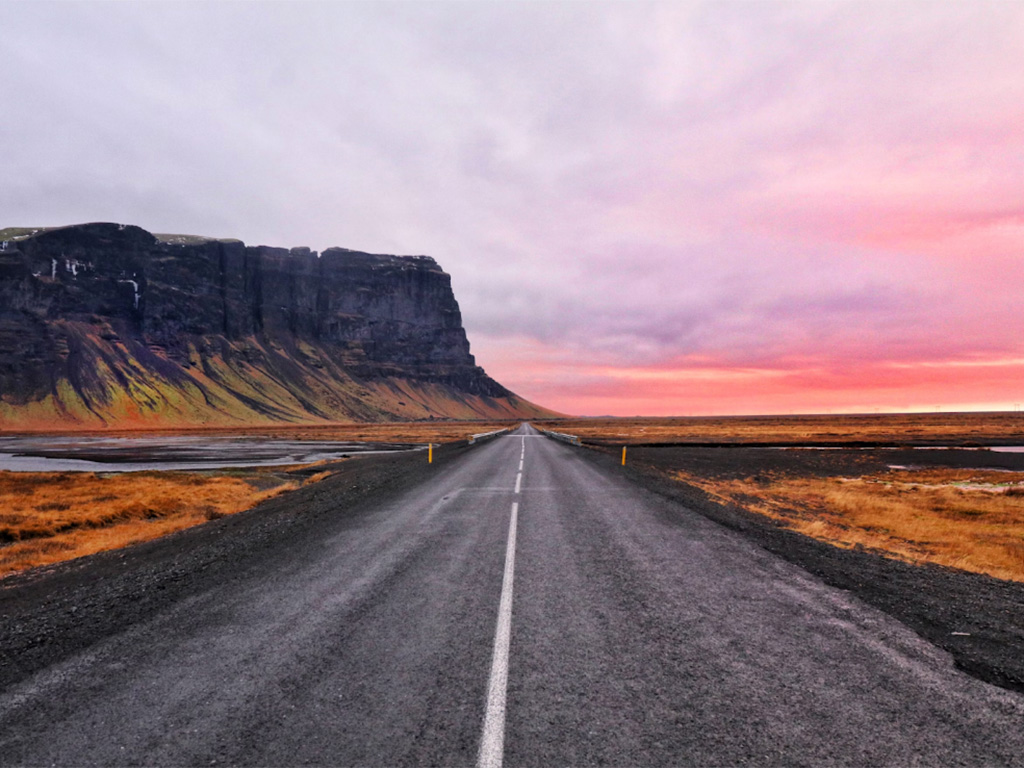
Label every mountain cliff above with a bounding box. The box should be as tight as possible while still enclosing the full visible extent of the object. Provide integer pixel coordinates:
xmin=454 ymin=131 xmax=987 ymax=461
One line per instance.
xmin=0 ymin=223 xmax=551 ymax=429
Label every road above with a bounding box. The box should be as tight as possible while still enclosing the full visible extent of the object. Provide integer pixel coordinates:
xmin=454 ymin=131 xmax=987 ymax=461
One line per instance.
xmin=2 ymin=424 xmax=1023 ymax=766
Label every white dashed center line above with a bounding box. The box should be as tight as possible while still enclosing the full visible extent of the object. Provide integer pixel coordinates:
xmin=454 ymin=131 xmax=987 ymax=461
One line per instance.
xmin=478 ymin=496 xmax=520 ymax=768
xmin=477 ymin=435 xmax=531 ymax=768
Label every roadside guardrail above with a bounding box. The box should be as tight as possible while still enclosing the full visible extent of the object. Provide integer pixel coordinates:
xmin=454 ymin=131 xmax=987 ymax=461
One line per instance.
xmin=468 ymin=428 xmax=510 ymax=445
xmin=537 ymin=427 xmax=581 ymax=446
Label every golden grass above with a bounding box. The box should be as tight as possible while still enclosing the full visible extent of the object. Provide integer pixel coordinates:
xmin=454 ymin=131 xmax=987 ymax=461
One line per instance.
xmin=0 ymin=422 xmax=521 ymax=578
xmin=677 ymin=468 xmax=1024 ymax=581
xmin=551 ymin=416 xmax=1024 ymax=579
xmin=0 ymin=469 xmax=315 ymax=578
xmin=3 ymin=420 xmax=523 ymax=446
xmin=209 ymin=420 xmax=523 ymax=444
xmin=536 ymin=413 xmax=1024 ymax=445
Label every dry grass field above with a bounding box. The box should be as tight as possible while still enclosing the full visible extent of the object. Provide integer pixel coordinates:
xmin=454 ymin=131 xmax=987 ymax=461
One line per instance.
xmin=10 ymin=415 xmax=1024 ymax=581
xmin=541 ymin=414 xmax=1024 ymax=581
xmin=209 ymin=420 xmax=522 ymax=443
xmin=677 ymin=467 xmax=1024 ymax=581
xmin=537 ymin=412 xmax=1024 ymax=445
xmin=12 ymin=420 xmax=523 ymax=445
xmin=0 ymin=421 xmax=519 ymax=579
xmin=0 ymin=468 xmax=325 ymax=578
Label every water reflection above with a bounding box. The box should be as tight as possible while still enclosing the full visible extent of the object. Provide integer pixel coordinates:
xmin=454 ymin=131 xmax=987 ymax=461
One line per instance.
xmin=0 ymin=435 xmax=417 ymax=472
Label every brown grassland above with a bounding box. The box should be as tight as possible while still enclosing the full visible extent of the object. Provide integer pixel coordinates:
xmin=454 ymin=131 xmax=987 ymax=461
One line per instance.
xmin=10 ymin=414 xmax=1024 ymax=581
xmin=675 ymin=467 xmax=1024 ymax=582
xmin=537 ymin=411 xmax=1024 ymax=445
xmin=205 ymin=420 xmax=522 ymax=443
xmin=0 ymin=469 xmax=325 ymax=578
xmin=4 ymin=420 xmax=523 ymax=445
xmin=537 ymin=414 xmax=1024 ymax=581
xmin=0 ymin=421 xmax=521 ymax=579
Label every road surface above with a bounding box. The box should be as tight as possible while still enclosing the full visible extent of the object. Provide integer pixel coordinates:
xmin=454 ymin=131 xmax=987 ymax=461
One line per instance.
xmin=2 ymin=424 xmax=1023 ymax=766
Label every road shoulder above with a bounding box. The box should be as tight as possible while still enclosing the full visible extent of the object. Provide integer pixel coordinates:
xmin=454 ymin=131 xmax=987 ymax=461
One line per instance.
xmin=571 ymin=442 xmax=1024 ymax=695
xmin=0 ymin=442 xmax=474 ymax=691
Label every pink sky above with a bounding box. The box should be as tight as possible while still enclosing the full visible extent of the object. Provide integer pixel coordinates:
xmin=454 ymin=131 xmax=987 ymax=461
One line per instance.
xmin=3 ymin=3 xmax=1023 ymax=416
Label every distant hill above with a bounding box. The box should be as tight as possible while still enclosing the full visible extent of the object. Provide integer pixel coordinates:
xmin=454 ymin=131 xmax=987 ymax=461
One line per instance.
xmin=0 ymin=223 xmax=555 ymax=429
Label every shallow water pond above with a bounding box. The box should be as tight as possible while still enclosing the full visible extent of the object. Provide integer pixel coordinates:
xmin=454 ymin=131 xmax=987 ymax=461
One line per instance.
xmin=0 ymin=435 xmax=417 ymax=472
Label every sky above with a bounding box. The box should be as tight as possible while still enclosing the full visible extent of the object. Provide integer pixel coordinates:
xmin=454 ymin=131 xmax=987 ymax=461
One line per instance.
xmin=3 ymin=1 xmax=1023 ymax=416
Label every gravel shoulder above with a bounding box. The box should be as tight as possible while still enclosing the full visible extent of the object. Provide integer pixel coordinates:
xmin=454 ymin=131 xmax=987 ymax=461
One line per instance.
xmin=0 ymin=442 xmax=474 ymax=692
xmin=577 ymin=442 xmax=1024 ymax=695
xmin=6 ymin=434 xmax=1024 ymax=700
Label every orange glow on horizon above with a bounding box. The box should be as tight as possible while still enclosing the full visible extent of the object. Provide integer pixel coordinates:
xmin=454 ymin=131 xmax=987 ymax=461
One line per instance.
xmin=478 ymin=339 xmax=1024 ymax=417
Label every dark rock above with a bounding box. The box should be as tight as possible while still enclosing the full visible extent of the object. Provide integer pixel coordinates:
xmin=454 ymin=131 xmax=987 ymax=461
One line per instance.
xmin=0 ymin=223 xmax=542 ymax=425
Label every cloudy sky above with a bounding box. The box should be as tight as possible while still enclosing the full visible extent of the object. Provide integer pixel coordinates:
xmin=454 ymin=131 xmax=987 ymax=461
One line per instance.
xmin=3 ymin=2 xmax=1023 ymax=416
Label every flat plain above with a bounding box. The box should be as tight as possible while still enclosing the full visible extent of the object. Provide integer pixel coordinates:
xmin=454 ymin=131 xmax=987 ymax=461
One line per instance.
xmin=537 ymin=411 xmax=1024 ymax=445
xmin=0 ymin=420 xmax=519 ymax=578
xmin=537 ymin=412 xmax=1024 ymax=581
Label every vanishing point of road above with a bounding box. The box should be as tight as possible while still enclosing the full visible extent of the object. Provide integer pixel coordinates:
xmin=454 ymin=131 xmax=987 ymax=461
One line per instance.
xmin=2 ymin=424 xmax=1023 ymax=766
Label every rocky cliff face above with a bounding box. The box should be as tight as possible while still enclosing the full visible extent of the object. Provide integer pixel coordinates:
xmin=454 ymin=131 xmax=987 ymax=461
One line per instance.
xmin=0 ymin=223 xmax=548 ymax=428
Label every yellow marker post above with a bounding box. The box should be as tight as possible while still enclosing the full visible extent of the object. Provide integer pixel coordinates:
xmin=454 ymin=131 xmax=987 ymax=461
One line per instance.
xmin=622 ymin=446 xmax=627 ymax=466
xmin=429 ymin=443 xmax=433 ymax=464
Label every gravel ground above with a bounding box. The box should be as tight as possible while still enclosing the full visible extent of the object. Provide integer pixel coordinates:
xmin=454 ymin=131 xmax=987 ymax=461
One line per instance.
xmin=4 ymin=437 xmax=1024 ymax=700
xmin=578 ymin=442 xmax=1024 ymax=694
xmin=0 ymin=442 xmax=474 ymax=692
xmin=6 ymin=429 xmax=1024 ymax=766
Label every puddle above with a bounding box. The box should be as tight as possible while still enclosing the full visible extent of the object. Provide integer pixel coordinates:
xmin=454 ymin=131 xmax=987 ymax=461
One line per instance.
xmin=0 ymin=435 xmax=418 ymax=473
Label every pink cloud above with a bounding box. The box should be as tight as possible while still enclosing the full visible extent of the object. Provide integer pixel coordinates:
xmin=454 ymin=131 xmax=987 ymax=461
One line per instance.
xmin=5 ymin=4 xmax=1024 ymax=417
xmin=491 ymin=352 xmax=1024 ymax=417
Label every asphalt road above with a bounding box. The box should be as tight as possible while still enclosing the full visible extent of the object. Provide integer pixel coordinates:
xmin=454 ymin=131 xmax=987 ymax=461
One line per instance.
xmin=3 ymin=424 xmax=1024 ymax=766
